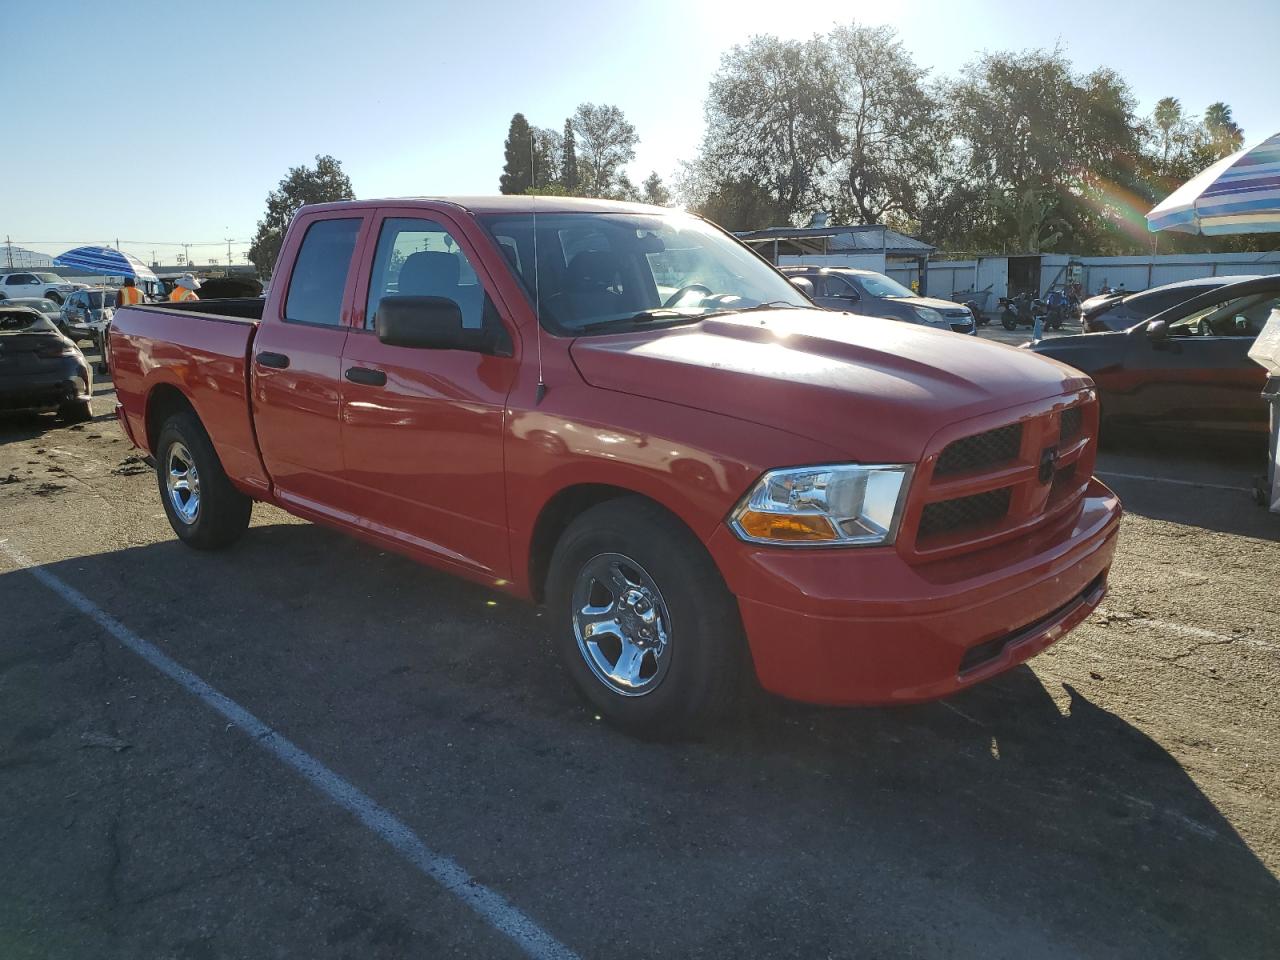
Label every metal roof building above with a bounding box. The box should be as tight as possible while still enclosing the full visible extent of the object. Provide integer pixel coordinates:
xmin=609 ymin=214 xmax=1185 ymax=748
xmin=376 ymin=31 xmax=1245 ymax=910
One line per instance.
xmin=737 ymin=224 xmax=937 ymax=292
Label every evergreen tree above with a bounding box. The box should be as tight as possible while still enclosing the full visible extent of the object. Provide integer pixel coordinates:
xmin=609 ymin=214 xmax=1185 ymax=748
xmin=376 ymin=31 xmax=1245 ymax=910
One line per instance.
xmin=561 ymin=117 xmax=580 ymax=193
xmin=499 ymin=113 xmax=534 ymax=195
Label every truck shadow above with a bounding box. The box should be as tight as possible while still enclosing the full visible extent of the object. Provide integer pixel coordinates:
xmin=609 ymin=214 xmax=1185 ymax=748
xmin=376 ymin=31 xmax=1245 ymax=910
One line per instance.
xmin=4 ymin=521 xmax=1276 ymax=958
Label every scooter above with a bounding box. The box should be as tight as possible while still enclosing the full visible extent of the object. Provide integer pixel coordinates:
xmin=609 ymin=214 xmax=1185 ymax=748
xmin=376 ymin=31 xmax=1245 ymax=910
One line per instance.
xmin=998 ymin=292 xmax=1047 ymax=331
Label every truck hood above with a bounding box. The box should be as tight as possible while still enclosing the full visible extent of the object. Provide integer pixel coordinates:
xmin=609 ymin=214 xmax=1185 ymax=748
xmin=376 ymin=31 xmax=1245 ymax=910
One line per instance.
xmin=570 ymin=310 xmax=1090 ymax=462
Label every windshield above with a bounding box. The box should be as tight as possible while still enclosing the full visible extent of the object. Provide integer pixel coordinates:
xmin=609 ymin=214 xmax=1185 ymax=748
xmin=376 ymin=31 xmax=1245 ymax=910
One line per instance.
xmin=851 ymin=272 xmax=916 ymax=299
xmin=477 ymin=211 xmax=811 ymax=334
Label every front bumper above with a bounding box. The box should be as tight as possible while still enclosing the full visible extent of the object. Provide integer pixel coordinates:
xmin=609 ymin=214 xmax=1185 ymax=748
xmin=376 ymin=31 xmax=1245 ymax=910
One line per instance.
xmin=709 ymin=478 xmax=1121 ymax=705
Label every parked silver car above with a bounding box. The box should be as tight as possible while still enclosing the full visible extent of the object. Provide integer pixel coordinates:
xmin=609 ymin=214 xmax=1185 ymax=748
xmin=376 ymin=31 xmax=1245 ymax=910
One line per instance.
xmin=58 ymin=289 xmax=116 ymax=346
xmin=782 ymin=266 xmax=977 ymax=334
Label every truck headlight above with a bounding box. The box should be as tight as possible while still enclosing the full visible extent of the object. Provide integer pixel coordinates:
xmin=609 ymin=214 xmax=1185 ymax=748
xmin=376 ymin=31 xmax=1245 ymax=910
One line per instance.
xmin=730 ymin=464 xmax=913 ymax=546
xmin=913 ymin=306 xmax=943 ymax=324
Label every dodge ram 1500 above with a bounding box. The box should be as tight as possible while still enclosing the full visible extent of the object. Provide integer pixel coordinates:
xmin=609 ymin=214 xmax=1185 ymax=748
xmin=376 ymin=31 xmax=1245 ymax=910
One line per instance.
xmin=109 ymin=197 xmax=1121 ymax=736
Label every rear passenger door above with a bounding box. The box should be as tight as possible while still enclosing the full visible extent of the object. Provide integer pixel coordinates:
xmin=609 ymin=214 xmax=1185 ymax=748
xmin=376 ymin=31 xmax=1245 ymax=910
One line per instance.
xmin=251 ymin=213 xmax=369 ymax=519
xmin=339 ymin=208 xmax=519 ymax=578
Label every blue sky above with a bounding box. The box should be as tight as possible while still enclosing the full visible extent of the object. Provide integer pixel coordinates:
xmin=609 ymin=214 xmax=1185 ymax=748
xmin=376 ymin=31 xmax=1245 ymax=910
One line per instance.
xmin=6 ymin=0 xmax=1277 ymax=267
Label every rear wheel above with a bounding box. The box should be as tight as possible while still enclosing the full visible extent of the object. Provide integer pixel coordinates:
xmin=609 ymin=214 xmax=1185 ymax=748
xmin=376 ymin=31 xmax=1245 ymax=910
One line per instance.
xmin=1001 ymin=314 xmax=1017 ymax=331
xmin=155 ymin=410 xmax=252 ymax=549
xmin=45 ymin=291 xmax=64 ymax=305
xmin=546 ymin=498 xmax=744 ymax=739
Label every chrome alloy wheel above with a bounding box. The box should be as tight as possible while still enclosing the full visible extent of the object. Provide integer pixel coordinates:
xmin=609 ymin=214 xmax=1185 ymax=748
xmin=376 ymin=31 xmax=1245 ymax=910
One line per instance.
xmin=165 ymin=441 xmax=201 ymax=524
xmin=571 ymin=552 xmax=673 ymax=697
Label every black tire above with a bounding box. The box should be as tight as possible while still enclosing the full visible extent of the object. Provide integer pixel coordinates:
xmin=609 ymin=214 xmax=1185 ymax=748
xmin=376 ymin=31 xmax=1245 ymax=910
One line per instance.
xmin=45 ymin=290 xmax=64 ymax=305
xmin=1001 ymin=314 xmax=1017 ymax=331
xmin=545 ymin=497 xmax=744 ymax=739
xmin=154 ymin=410 xmax=252 ymax=549
xmin=58 ymin=399 xmax=93 ymax=424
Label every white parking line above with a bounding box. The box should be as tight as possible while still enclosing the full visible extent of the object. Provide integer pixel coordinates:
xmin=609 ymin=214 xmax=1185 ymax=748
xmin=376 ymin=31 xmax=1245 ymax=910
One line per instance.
xmin=0 ymin=540 xmax=578 ymax=960
xmin=1096 ymin=470 xmax=1254 ymax=494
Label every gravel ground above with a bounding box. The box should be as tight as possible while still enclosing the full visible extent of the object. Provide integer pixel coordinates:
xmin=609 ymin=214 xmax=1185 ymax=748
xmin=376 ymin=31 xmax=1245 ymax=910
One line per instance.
xmin=1 ymin=336 xmax=1277 ymax=959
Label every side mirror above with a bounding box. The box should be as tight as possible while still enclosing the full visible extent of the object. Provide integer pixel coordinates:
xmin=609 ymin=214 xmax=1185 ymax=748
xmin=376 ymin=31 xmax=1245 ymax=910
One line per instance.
xmin=1146 ymin=319 xmax=1168 ymax=341
xmin=789 ymin=276 xmax=814 ymax=297
xmin=375 ymin=296 xmax=500 ymax=353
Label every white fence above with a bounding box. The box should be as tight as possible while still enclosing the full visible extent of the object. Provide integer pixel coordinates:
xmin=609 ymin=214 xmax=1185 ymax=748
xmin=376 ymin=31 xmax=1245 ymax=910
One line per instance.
xmin=883 ymin=251 xmax=1280 ymax=309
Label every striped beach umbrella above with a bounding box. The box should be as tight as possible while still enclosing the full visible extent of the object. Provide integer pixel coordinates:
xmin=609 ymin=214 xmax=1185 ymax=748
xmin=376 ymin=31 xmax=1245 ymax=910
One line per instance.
xmin=52 ymin=245 xmax=159 ymax=281
xmin=1147 ymin=132 xmax=1280 ymax=235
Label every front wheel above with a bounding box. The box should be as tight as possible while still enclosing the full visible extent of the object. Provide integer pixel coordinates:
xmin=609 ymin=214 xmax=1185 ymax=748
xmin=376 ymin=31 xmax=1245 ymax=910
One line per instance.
xmin=155 ymin=410 xmax=252 ymax=549
xmin=1001 ymin=313 xmax=1017 ymax=331
xmin=546 ymin=498 xmax=744 ymax=739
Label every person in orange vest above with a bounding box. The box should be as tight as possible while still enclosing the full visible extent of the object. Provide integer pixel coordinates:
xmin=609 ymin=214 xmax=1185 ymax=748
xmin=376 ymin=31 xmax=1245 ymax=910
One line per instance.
xmin=169 ymin=274 xmax=202 ymax=302
xmin=117 ymin=277 xmax=143 ymax=306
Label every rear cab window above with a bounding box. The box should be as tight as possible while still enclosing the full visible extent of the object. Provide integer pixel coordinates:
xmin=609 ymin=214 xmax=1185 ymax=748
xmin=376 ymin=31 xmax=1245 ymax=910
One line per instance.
xmin=284 ymin=218 xmax=362 ymax=326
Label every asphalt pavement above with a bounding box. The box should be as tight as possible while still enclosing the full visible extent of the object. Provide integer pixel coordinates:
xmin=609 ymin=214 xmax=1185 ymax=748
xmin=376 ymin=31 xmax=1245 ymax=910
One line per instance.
xmin=1 ymin=332 xmax=1277 ymax=959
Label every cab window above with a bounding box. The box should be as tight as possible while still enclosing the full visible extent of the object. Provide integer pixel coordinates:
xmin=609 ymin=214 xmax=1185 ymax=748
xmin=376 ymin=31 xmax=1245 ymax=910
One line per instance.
xmin=284 ymin=218 xmax=361 ymax=326
xmin=365 ymin=217 xmax=489 ymax=331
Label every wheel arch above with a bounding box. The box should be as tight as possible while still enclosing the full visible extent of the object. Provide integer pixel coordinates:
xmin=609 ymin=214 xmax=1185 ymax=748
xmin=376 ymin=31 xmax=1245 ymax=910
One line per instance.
xmin=144 ymin=382 xmax=199 ymax=453
xmin=526 ymin=483 xmax=706 ymax=604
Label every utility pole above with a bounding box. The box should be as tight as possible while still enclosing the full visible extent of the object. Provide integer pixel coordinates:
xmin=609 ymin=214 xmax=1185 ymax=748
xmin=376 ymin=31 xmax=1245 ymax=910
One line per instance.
xmin=225 ymin=237 xmax=234 ymax=273
xmin=182 ymin=243 xmax=191 ymax=268
xmin=5 ymin=235 xmax=12 ymax=269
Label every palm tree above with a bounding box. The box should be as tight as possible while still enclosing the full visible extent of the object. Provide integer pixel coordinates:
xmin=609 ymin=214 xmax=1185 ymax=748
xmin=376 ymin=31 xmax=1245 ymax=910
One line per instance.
xmin=1153 ymin=97 xmax=1182 ymax=170
xmin=1204 ymin=102 xmax=1244 ymax=155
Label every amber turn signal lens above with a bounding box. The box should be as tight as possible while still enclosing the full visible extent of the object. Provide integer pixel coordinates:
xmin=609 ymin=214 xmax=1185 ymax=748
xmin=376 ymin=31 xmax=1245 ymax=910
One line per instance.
xmin=735 ymin=510 xmax=837 ymax=542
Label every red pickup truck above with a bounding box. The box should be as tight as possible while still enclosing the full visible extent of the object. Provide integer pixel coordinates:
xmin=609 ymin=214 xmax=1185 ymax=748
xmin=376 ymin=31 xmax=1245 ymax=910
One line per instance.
xmin=109 ymin=197 xmax=1121 ymax=736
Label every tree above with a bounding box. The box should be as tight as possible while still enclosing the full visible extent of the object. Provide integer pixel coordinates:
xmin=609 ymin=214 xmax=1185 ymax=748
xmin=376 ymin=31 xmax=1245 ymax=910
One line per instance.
xmin=697 ymin=34 xmax=839 ymax=223
xmin=571 ymin=103 xmax=639 ymax=198
xmin=641 ymin=171 xmax=671 ymax=206
xmin=824 ymin=24 xmax=941 ymax=225
xmin=1153 ymin=96 xmax=1183 ymax=171
xmin=531 ymin=126 xmax=563 ymax=189
xmin=682 ymin=173 xmax=791 ymax=232
xmin=936 ymin=48 xmax=1141 ymax=253
xmin=248 ymin=155 xmax=355 ymax=276
xmin=499 ymin=113 xmax=534 ymax=195
xmin=561 ymin=117 xmax=580 ymax=193
xmin=1204 ymin=101 xmax=1244 ymax=155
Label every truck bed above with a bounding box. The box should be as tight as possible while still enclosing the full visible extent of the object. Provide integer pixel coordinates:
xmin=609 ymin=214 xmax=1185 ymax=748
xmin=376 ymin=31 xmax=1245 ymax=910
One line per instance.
xmin=109 ymin=298 xmax=270 ymax=495
xmin=135 ymin=297 xmax=266 ymax=322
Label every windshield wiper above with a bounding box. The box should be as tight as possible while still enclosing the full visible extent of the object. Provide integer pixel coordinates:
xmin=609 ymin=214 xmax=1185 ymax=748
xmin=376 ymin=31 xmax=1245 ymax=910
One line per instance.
xmin=713 ymin=299 xmax=809 ymax=317
xmin=576 ymin=309 xmax=703 ymax=333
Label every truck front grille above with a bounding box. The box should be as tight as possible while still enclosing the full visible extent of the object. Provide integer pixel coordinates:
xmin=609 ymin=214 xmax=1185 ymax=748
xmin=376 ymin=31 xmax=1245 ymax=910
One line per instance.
xmin=934 ymin=423 xmax=1022 ymax=476
xmin=918 ymin=488 xmax=1011 ymax=539
xmin=904 ymin=396 xmax=1097 ymax=558
xmin=1060 ymin=406 xmax=1083 ymax=442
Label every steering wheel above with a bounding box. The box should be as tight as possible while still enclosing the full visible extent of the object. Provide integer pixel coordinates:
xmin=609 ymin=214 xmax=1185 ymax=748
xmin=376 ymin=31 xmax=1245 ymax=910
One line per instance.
xmin=664 ymin=284 xmax=713 ymax=308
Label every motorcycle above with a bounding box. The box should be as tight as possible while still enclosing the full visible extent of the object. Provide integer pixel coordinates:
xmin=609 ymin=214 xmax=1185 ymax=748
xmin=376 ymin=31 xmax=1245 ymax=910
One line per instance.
xmin=1042 ymin=287 xmax=1075 ymax=330
xmin=998 ymin=292 xmax=1047 ymax=331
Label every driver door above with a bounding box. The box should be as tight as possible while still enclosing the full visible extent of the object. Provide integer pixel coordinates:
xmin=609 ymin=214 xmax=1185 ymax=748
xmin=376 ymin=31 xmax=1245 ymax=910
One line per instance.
xmin=338 ymin=208 xmax=520 ymax=578
xmin=1127 ymin=295 xmax=1274 ymax=432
